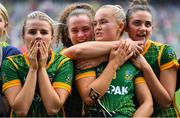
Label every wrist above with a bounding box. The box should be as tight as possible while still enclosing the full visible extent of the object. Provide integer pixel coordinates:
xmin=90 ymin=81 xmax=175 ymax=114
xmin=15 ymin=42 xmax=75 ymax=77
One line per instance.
xmin=38 ymin=67 xmax=46 ymax=71
xmin=141 ymin=63 xmax=151 ymax=72
xmin=108 ymin=61 xmax=119 ymax=70
xmin=29 ymin=68 xmax=38 ymax=73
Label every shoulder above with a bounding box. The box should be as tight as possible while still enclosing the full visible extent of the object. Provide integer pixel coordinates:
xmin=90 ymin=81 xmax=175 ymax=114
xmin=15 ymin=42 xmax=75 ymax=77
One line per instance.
xmin=3 ymin=46 xmax=21 ymax=60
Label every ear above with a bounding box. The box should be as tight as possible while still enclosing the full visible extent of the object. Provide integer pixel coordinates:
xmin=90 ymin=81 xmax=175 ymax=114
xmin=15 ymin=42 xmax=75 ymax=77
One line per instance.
xmin=118 ymin=21 xmax=124 ymax=33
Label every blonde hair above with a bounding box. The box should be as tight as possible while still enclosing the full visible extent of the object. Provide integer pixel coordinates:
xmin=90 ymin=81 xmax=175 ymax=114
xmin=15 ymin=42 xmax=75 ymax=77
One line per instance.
xmin=22 ymin=11 xmax=54 ymax=36
xmin=0 ymin=3 xmax=8 ymax=26
xmin=100 ymin=5 xmax=126 ymax=24
xmin=0 ymin=3 xmax=9 ymax=45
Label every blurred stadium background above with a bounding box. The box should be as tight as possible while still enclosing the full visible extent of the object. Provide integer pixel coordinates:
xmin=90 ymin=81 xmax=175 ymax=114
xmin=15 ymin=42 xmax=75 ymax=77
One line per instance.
xmin=1 ymin=0 xmax=180 ymax=58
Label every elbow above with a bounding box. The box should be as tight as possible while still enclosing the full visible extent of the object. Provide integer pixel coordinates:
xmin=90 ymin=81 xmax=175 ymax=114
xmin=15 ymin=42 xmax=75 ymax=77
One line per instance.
xmin=159 ymin=100 xmax=172 ymax=110
xmin=15 ymin=110 xmax=28 ymax=117
xmin=73 ymin=48 xmax=83 ymax=60
xmin=46 ymin=108 xmax=60 ymax=116
xmin=46 ymin=101 xmax=63 ymax=116
xmin=12 ymin=103 xmax=29 ymax=116
xmin=148 ymin=102 xmax=154 ymax=115
xmin=13 ymin=107 xmax=29 ymax=117
xmin=83 ymin=97 xmax=95 ymax=106
xmin=158 ymin=96 xmax=173 ymax=110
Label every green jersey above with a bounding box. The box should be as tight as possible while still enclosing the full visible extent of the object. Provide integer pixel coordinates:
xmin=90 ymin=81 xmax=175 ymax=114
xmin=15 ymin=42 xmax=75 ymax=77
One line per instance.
xmin=142 ymin=40 xmax=179 ymax=117
xmin=2 ymin=51 xmax=74 ymax=117
xmin=76 ymin=61 xmax=143 ymax=117
xmin=55 ymin=47 xmax=83 ymax=117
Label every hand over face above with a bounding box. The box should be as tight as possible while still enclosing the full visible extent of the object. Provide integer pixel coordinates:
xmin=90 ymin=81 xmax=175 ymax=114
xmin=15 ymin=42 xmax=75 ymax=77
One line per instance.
xmin=38 ymin=40 xmax=48 ymax=69
xmin=28 ymin=40 xmax=39 ymax=69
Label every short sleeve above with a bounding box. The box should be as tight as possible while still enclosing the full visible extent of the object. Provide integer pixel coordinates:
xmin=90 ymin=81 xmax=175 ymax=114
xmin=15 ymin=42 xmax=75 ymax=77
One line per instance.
xmin=75 ymin=68 xmax=96 ymax=81
xmin=160 ymin=45 xmax=179 ymax=71
xmin=3 ymin=46 xmax=21 ymax=60
xmin=134 ymin=72 xmax=145 ymax=84
xmin=53 ymin=58 xmax=74 ymax=93
xmin=2 ymin=58 xmax=21 ymax=92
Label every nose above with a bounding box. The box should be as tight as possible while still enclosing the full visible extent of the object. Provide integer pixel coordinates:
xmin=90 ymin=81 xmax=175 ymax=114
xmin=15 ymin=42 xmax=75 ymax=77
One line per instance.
xmin=35 ymin=31 xmax=42 ymax=40
xmin=139 ymin=24 xmax=147 ymax=31
xmin=77 ymin=31 xmax=84 ymax=38
xmin=94 ymin=23 xmax=102 ymax=30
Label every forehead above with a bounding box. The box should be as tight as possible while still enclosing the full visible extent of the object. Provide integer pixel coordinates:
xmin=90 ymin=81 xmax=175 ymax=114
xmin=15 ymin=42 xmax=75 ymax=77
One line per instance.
xmin=95 ymin=8 xmax=114 ymax=20
xmin=130 ymin=10 xmax=152 ymax=21
xmin=25 ymin=19 xmax=52 ymax=30
xmin=68 ymin=15 xmax=92 ymax=27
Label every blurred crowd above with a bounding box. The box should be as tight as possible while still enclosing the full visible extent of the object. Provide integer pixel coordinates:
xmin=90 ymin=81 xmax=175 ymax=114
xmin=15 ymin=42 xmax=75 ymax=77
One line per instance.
xmin=1 ymin=0 xmax=180 ymax=58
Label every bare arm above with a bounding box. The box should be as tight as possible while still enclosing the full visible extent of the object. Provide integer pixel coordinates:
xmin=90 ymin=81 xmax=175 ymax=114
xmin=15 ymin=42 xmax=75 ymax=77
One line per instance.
xmin=133 ymin=81 xmax=153 ymax=117
xmin=62 ymin=39 xmax=143 ymax=60
xmin=131 ymin=54 xmax=177 ymax=109
xmin=76 ymin=43 xmax=133 ymax=105
xmin=38 ymin=41 xmax=66 ymax=116
xmin=38 ymin=68 xmax=65 ymax=116
xmin=61 ymin=41 xmax=118 ymax=59
xmin=5 ymin=68 xmax=37 ymax=116
xmin=4 ymin=41 xmax=39 ymax=116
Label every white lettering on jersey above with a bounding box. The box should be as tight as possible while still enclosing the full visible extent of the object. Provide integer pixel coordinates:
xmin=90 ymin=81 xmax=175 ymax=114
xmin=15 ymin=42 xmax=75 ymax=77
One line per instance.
xmin=107 ymin=85 xmax=128 ymax=95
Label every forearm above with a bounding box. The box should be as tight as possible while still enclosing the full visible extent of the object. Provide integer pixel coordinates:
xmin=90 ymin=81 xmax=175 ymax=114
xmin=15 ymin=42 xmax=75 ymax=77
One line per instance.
xmin=12 ymin=68 xmax=37 ymax=116
xmin=89 ymin=61 xmax=118 ymax=97
xmin=133 ymin=102 xmax=153 ymax=117
xmin=142 ymin=64 xmax=172 ymax=109
xmin=38 ymin=68 xmax=61 ymax=115
xmin=62 ymin=41 xmax=119 ymax=59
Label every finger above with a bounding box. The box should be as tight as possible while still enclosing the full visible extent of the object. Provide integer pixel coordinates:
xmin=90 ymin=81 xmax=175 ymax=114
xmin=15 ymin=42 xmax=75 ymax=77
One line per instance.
xmin=29 ymin=40 xmax=37 ymax=53
xmin=112 ymin=44 xmax=118 ymax=51
xmin=127 ymin=44 xmax=132 ymax=54
xmin=41 ymin=41 xmax=48 ymax=56
xmin=120 ymin=40 xmax=125 ymax=49
xmin=125 ymin=52 xmax=134 ymax=61
xmin=136 ymin=45 xmax=143 ymax=53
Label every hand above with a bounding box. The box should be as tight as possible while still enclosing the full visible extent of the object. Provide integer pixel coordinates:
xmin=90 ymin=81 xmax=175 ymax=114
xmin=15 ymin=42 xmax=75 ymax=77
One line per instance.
xmin=28 ymin=40 xmax=39 ymax=70
xmin=131 ymin=54 xmax=148 ymax=70
xmin=75 ymin=56 xmax=107 ymax=70
xmin=38 ymin=40 xmax=48 ymax=69
xmin=126 ymin=38 xmax=145 ymax=58
xmin=109 ymin=40 xmax=133 ymax=68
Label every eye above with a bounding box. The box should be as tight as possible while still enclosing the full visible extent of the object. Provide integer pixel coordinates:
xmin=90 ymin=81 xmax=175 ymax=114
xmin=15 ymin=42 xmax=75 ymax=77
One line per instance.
xmin=71 ymin=29 xmax=78 ymax=34
xmin=145 ymin=21 xmax=152 ymax=27
xmin=93 ymin=21 xmax=97 ymax=27
xmin=99 ymin=19 xmax=108 ymax=25
xmin=40 ymin=30 xmax=49 ymax=35
xmin=82 ymin=27 xmax=90 ymax=32
xmin=133 ymin=20 xmax=141 ymax=26
xmin=28 ymin=29 xmax=37 ymax=35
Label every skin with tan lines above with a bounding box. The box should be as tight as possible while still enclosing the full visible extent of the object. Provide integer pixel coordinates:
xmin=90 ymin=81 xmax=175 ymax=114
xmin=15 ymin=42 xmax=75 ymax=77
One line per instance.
xmin=2 ymin=11 xmax=73 ymax=117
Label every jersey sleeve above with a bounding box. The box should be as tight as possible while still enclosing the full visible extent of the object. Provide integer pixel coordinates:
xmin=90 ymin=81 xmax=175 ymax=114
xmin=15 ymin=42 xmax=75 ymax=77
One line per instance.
xmin=75 ymin=68 xmax=96 ymax=81
xmin=53 ymin=57 xmax=74 ymax=93
xmin=2 ymin=57 xmax=21 ymax=92
xmin=160 ymin=45 xmax=179 ymax=71
xmin=134 ymin=72 xmax=146 ymax=84
xmin=3 ymin=46 xmax=21 ymax=60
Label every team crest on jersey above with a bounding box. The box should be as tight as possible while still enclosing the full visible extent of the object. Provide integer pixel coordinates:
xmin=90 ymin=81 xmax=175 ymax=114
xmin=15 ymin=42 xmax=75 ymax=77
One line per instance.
xmin=125 ymin=70 xmax=133 ymax=80
xmin=66 ymin=74 xmax=72 ymax=84
xmin=167 ymin=50 xmax=175 ymax=59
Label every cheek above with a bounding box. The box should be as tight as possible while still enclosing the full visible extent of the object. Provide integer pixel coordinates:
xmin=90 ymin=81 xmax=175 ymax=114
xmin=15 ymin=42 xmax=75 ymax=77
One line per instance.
xmin=86 ymin=31 xmax=93 ymax=40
